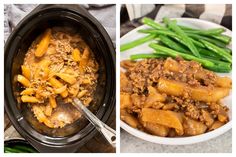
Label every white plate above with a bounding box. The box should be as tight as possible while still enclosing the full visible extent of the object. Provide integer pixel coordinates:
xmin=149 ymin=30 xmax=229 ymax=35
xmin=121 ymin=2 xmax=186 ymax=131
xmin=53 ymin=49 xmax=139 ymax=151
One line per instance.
xmin=120 ymin=18 xmax=232 ymax=145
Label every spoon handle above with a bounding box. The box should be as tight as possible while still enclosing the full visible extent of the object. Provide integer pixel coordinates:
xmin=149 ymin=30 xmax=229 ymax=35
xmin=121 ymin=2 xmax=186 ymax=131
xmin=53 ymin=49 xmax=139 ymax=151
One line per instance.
xmin=73 ymin=98 xmax=116 ymax=147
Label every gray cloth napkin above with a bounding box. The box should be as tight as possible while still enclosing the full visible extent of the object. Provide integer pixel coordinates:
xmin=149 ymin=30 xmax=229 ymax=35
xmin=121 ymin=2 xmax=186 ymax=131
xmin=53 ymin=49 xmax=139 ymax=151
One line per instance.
xmin=4 ymin=4 xmax=116 ymax=46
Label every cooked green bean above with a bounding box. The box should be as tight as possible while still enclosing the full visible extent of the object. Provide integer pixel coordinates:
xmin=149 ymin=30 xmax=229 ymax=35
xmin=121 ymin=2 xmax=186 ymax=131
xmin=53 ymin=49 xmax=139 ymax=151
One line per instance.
xmin=120 ymin=34 xmax=156 ymax=52
xmin=179 ymin=25 xmax=225 ymax=34
xmin=183 ymin=28 xmax=225 ymax=35
xmin=189 ymin=38 xmax=205 ymax=48
xmin=130 ymin=53 xmax=165 ymax=60
xmin=186 ymin=33 xmax=227 ymax=48
xmin=205 ymin=58 xmax=231 ymax=68
xmin=14 ymin=145 xmax=37 ymax=153
xmin=4 ymin=147 xmax=23 ymax=153
xmin=210 ymin=34 xmax=231 ymax=44
xmin=159 ymin=35 xmax=188 ymax=53
xmin=158 ymin=36 xmax=227 ymax=61
xmin=206 ymin=65 xmax=231 ymax=73
xmin=224 ymin=47 xmax=232 ymax=54
xmin=163 ymin=17 xmax=200 ymax=57
xmin=200 ymin=39 xmax=232 ymax=63
xmin=4 ymin=150 xmax=11 ymax=153
xmin=198 ymin=48 xmax=225 ymax=59
xmin=150 ymin=43 xmax=230 ymax=72
xmin=142 ymin=17 xmax=166 ymax=30
xmin=138 ymin=29 xmax=178 ymax=37
xmin=149 ymin=43 xmax=214 ymax=67
xmin=138 ymin=28 xmax=206 ymax=49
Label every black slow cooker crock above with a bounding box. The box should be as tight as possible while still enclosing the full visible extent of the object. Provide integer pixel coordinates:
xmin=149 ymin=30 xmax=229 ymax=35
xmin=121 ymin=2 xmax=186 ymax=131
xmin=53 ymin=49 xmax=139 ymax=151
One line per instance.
xmin=4 ymin=4 xmax=116 ymax=153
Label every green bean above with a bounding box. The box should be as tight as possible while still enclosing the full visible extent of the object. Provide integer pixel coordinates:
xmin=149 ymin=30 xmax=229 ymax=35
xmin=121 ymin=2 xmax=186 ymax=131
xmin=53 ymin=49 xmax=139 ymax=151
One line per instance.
xmin=186 ymin=33 xmax=227 ymax=48
xmin=224 ymin=47 xmax=232 ymax=54
xmin=150 ymin=43 xmax=230 ymax=72
xmin=198 ymin=48 xmax=224 ymax=59
xmin=138 ymin=29 xmax=178 ymax=37
xmin=4 ymin=147 xmax=23 ymax=153
xmin=14 ymin=145 xmax=37 ymax=153
xmin=129 ymin=52 xmax=231 ymax=72
xmin=163 ymin=17 xmax=200 ymax=57
xmin=4 ymin=150 xmax=12 ymax=153
xmin=159 ymin=35 xmax=188 ymax=53
xmin=138 ymin=28 xmax=227 ymax=51
xmin=210 ymin=34 xmax=231 ymax=44
xmin=149 ymin=43 xmax=214 ymax=67
xmin=130 ymin=53 xmax=165 ymax=60
xmin=179 ymin=25 xmax=225 ymax=33
xmin=120 ymin=34 xmax=156 ymax=52
xmin=183 ymin=28 xmax=225 ymax=35
xmin=199 ymin=47 xmax=230 ymax=62
xmin=178 ymin=23 xmax=231 ymax=44
xmin=142 ymin=17 xmax=166 ymax=30
xmin=138 ymin=29 xmax=207 ymax=52
xmin=201 ymin=55 xmax=231 ymax=66
xmin=200 ymin=39 xmax=232 ymax=63
xmin=158 ymin=36 xmax=227 ymax=61
xmin=189 ymin=38 xmax=205 ymax=48
xmin=206 ymin=65 xmax=231 ymax=73
xmin=138 ymin=28 xmax=206 ymax=49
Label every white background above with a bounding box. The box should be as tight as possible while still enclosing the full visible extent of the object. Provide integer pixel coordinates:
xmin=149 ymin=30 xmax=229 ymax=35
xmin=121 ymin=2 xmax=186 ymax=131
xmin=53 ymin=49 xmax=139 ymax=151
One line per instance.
xmin=0 ymin=0 xmax=234 ymax=156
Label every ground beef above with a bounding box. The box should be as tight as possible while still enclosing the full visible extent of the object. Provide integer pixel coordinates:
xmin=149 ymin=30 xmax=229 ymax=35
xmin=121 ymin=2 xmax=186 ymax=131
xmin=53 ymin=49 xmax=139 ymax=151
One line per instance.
xmin=21 ymin=27 xmax=99 ymax=128
xmin=120 ymin=58 xmax=230 ymax=137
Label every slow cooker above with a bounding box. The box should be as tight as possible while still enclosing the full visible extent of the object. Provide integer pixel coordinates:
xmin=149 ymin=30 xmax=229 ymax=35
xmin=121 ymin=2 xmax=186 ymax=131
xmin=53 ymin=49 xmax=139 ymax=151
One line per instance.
xmin=4 ymin=4 xmax=116 ymax=153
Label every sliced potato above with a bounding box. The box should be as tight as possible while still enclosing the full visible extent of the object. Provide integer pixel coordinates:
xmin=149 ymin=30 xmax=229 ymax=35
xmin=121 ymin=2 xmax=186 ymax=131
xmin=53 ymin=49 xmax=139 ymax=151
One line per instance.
xmin=72 ymin=48 xmax=81 ymax=62
xmin=49 ymin=77 xmax=68 ymax=98
xmin=17 ymin=75 xmax=30 ymax=87
xmin=183 ymin=117 xmax=207 ymax=136
xmin=56 ymin=73 xmax=77 ymax=84
xmin=49 ymin=96 xmax=57 ymax=108
xmin=77 ymin=90 xmax=88 ymax=98
xmin=164 ymin=58 xmax=232 ymax=89
xmin=21 ymin=65 xmax=31 ymax=80
xmin=215 ymin=77 xmax=232 ymax=88
xmin=144 ymin=86 xmax=166 ymax=107
xmin=120 ymin=93 xmax=132 ymax=109
xmin=209 ymin=121 xmax=225 ymax=131
xmin=201 ymin=109 xmax=214 ymax=127
xmin=158 ymin=78 xmax=230 ymax=102
xmin=120 ymin=72 xmax=132 ymax=93
xmin=142 ymin=122 xmax=169 ymax=137
xmin=20 ymin=88 xmax=35 ymax=95
xmin=158 ymin=78 xmax=185 ymax=97
xmin=191 ymin=86 xmax=230 ymax=102
xmin=121 ymin=109 xmax=140 ymax=128
xmin=21 ymin=95 xmax=40 ymax=103
xmin=162 ymin=103 xmax=177 ymax=110
xmin=163 ymin=57 xmax=181 ymax=72
xmin=35 ymin=29 xmax=51 ymax=57
xmin=141 ymin=108 xmax=184 ymax=135
xmin=54 ymin=85 xmax=67 ymax=94
xmin=79 ymin=47 xmax=90 ymax=73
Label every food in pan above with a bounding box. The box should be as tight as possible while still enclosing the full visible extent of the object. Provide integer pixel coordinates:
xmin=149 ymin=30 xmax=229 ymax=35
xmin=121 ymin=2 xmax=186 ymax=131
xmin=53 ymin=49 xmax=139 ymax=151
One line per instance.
xmin=120 ymin=57 xmax=231 ymax=137
xmin=17 ymin=27 xmax=99 ymax=128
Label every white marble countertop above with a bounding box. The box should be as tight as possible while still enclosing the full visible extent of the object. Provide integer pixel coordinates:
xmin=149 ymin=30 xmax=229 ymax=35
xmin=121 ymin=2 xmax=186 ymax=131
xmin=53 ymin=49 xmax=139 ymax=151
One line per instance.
xmin=120 ymin=129 xmax=232 ymax=153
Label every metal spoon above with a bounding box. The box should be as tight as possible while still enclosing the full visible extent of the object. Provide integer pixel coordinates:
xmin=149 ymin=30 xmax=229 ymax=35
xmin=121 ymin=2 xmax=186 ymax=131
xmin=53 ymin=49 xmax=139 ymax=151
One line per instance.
xmin=72 ymin=98 xmax=116 ymax=147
